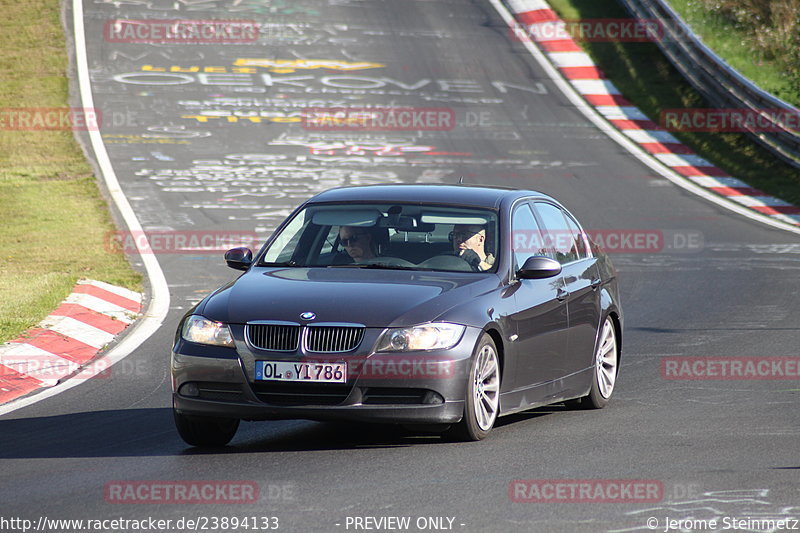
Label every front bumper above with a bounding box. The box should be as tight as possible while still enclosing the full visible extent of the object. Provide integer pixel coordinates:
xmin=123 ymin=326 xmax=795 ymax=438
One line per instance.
xmin=172 ymin=395 xmax=465 ymax=424
xmin=170 ymin=327 xmax=481 ymax=424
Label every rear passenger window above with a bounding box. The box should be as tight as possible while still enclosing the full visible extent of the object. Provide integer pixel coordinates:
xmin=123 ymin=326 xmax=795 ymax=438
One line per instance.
xmin=563 ymin=213 xmax=588 ymax=259
xmin=533 ymin=202 xmax=587 ymax=264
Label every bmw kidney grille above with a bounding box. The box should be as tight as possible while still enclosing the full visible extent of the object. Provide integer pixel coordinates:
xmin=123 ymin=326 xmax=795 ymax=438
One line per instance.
xmin=246 ymin=323 xmax=364 ymax=353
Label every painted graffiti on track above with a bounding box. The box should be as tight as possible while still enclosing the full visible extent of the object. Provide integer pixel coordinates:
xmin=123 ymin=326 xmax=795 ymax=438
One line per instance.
xmin=109 ymin=59 xmax=548 ymax=99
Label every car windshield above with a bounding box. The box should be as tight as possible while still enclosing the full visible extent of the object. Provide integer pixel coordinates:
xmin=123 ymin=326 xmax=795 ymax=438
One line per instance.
xmin=258 ymin=203 xmax=499 ymax=273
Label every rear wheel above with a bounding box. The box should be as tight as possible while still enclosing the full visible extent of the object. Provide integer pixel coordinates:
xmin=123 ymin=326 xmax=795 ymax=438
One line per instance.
xmin=449 ymin=333 xmax=500 ymax=441
xmin=173 ymin=408 xmax=240 ymax=447
xmin=567 ymin=316 xmax=618 ymax=409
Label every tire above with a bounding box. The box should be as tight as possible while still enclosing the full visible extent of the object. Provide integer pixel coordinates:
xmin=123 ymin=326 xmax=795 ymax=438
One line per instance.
xmin=449 ymin=333 xmax=500 ymax=441
xmin=173 ymin=409 xmax=240 ymax=447
xmin=566 ymin=316 xmax=619 ymax=410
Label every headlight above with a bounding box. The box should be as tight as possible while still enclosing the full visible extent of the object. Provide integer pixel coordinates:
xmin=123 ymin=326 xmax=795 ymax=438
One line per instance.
xmin=376 ymin=323 xmax=465 ymax=352
xmin=181 ymin=315 xmax=234 ymax=347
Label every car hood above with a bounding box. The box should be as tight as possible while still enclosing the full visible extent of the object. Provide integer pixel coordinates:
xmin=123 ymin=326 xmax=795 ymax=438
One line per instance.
xmin=198 ymin=267 xmax=498 ymax=327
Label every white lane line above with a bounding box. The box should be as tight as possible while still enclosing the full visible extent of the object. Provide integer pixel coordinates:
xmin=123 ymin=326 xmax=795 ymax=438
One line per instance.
xmin=653 ymin=153 xmax=716 ymax=168
xmin=0 ymin=0 xmax=171 ymax=417
xmin=508 ymin=0 xmax=551 ymax=12
xmin=547 ymin=51 xmax=596 ymax=68
xmin=595 ymin=106 xmax=651 ymax=121
xmin=728 ymin=196 xmax=796 ymax=207
xmin=687 ymin=176 xmax=753 ymax=189
xmin=0 ymin=344 xmax=79 ymax=386
xmin=38 ymin=316 xmax=115 ymax=350
xmin=486 ymin=0 xmax=800 ymax=236
xmin=622 ymin=129 xmax=682 ymax=145
xmin=63 ymin=293 xmax=135 ymax=323
xmin=79 ymin=279 xmax=142 ymax=303
xmin=570 ymin=79 xmax=621 ymax=95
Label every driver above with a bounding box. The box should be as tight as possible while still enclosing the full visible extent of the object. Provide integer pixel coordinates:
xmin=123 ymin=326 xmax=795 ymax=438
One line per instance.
xmin=338 ymin=226 xmax=377 ymax=262
xmin=451 ymin=224 xmax=494 ymax=271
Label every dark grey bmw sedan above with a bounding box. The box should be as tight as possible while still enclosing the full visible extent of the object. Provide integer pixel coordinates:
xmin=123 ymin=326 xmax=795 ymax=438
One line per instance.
xmin=171 ymin=184 xmax=622 ymax=446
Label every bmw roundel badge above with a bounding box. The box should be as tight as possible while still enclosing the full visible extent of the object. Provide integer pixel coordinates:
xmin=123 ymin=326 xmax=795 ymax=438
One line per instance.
xmin=300 ymin=311 xmax=316 ymax=321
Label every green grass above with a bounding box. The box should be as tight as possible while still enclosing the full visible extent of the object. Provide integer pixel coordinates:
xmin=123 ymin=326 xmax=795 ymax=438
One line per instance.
xmin=668 ymin=0 xmax=800 ymax=106
xmin=546 ymin=0 xmax=800 ymax=205
xmin=0 ymin=0 xmax=142 ymax=343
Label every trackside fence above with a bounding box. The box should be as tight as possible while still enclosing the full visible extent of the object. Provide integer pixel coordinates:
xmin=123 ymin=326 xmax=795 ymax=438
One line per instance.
xmin=617 ymin=0 xmax=800 ymax=168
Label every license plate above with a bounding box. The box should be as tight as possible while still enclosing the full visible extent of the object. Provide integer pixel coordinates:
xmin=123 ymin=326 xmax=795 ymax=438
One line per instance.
xmin=255 ymin=361 xmax=347 ymax=383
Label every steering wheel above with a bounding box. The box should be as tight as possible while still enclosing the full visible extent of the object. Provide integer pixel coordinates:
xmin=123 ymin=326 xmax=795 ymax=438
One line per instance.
xmin=416 ymin=254 xmax=474 ymax=271
xmin=363 ymin=256 xmax=416 ymax=267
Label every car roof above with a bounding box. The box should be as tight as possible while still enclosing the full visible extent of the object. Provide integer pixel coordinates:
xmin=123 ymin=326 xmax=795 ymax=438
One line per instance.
xmin=306 ymin=184 xmax=555 ymax=209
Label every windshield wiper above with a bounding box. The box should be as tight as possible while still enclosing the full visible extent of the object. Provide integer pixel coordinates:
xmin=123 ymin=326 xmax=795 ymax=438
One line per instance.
xmin=327 ymin=263 xmax=426 ymax=271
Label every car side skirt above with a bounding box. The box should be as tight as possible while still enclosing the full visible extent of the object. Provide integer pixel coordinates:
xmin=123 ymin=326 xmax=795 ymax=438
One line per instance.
xmin=498 ymin=367 xmax=593 ymax=416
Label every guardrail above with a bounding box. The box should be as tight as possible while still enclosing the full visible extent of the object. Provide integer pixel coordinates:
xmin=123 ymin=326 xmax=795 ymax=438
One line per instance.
xmin=618 ymin=0 xmax=800 ymax=168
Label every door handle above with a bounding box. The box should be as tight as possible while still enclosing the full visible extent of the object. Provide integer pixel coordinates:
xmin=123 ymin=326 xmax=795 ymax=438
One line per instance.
xmin=556 ymin=288 xmax=568 ymax=301
xmin=591 ymin=278 xmax=602 ymax=290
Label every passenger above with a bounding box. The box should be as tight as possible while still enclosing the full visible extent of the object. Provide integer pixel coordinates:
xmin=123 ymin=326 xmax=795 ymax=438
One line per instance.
xmin=339 ymin=226 xmax=377 ymax=262
xmin=450 ymin=224 xmax=494 ymax=271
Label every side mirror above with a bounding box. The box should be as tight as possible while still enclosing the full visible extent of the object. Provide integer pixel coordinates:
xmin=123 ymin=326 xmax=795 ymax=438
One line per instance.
xmin=224 ymin=247 xmax=253 ymax=271
xmin=517 ymin=256 xmax=562 ymax=279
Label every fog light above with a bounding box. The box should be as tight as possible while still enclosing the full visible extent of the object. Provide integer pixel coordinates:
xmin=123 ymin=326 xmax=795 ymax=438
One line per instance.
xmin=422 ymin=391 xmax=444 ymax=405
xmin=179 ymin=382 xmax=199 ymax=397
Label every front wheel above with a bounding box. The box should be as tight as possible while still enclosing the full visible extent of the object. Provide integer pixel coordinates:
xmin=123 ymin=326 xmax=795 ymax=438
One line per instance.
xmin=567 ymin=316 xmax=618 ymax=409
xmin=449 ymin=333 xmax=500 ymax=441
xmin=174 ymin=409 xmax=240 ymax=447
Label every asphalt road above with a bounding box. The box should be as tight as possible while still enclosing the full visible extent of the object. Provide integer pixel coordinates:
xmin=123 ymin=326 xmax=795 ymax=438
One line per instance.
xmin=2 ymin=0 xmax=799 ymax=532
